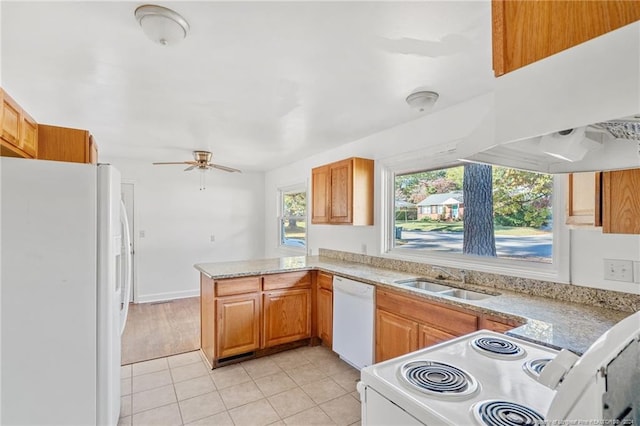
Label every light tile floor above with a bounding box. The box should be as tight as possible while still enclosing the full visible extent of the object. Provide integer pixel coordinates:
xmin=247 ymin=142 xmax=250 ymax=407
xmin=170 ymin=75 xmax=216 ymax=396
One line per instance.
xmin=119 ymin=345 xmax=362 ymax=426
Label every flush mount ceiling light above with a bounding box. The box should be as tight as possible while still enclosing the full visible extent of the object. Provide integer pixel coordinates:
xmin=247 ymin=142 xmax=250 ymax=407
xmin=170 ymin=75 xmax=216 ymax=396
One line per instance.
xmin=135 ymin=5 xmax=189 ymax=46
xmin=406 ymin=90 xmax=439 ymax=112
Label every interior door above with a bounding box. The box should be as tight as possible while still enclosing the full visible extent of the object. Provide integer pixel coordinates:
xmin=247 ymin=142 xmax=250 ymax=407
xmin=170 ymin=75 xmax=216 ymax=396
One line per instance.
xmin=121 ymin=183 xmax=135 ymax=302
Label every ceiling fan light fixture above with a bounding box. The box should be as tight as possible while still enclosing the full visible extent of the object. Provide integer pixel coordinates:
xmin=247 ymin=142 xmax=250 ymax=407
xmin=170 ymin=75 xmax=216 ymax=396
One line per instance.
xmin=135 ymin=5 xmax=190 ymax=46
xmin=406 ymin=90 xmax=439 ymax=112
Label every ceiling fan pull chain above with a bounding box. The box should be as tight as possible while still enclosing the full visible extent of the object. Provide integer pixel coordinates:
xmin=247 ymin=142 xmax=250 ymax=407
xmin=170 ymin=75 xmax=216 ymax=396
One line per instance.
xmin=200 ymin=169 xmax=206 ymax=190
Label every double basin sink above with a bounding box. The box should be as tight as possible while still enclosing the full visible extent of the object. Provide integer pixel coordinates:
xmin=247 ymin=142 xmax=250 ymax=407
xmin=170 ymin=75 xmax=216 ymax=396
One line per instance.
xmin=394 ymin=279 xmax=496 ymax=300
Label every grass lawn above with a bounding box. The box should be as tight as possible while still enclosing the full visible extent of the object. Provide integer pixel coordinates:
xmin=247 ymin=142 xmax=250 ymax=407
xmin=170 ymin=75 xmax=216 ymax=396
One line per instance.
xmin=395 ymin=220 xmax=550 ymax=236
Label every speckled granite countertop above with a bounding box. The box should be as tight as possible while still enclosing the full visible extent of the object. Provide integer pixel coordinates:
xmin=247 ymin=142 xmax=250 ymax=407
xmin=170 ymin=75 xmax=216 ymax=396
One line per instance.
xmin=195 ymin=256 xmax=631 ymax=355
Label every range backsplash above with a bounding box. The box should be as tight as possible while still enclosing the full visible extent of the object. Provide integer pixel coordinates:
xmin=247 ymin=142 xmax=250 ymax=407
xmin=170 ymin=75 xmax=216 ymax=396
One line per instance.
xmin=318 ymin=249 xmax=640 ymax=313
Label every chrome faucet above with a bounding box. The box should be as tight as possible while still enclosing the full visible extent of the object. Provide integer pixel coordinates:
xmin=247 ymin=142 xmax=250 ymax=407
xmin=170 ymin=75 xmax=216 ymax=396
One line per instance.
xmin=432 ymin=266 xmax=466 ymax=284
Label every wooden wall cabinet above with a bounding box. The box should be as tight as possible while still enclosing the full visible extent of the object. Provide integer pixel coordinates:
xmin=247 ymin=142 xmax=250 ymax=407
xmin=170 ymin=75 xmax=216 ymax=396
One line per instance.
xmin=603 ymin=169 xmax=640 ymax=234
xmin=567 ymin=169 xmax=640 ymax=234
xmin=311 ymin=157 xmax=374 ymax=225
xmin=492 ymin=0 xmax=640 ymax=76
xmin=37 ymin=124 xmax=98 ymax=164
xmin=567 ymin=172 xmax=602 ymax=226
xmin=375 ymin=288 xmax=478 ymax=362
xmin=316 ymin=271 xmax=333 ymax=348
xmin=1 ymin=88 xmax=38 ymax=159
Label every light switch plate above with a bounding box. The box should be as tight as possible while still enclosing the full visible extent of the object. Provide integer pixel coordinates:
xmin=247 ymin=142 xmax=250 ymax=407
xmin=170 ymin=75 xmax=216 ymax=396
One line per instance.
xmin=604 ymin=259 xmax=634 ymax=282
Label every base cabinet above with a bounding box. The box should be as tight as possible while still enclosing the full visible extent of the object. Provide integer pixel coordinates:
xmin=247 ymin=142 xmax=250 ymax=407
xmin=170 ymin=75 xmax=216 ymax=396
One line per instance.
xmin=376 ymin=309 xmax=419 ymax=362
xmin=216 ymin=293 xmax=260 ymax=358
xmin=316 ymin=271 xmax=333 ymax=348
xmin=200 ymin=271 xmax=311 ymax=368
xmin=263 ymin=288 xmax=311 ymax=348
xmin=375 ymin=288 xmax=478 ymax=362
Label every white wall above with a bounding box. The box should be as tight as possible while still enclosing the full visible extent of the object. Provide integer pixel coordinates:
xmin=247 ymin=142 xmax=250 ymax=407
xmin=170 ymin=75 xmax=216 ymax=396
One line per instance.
xmin=264 ymin=93 xmax=494 ymax=258
xmin=264 ymin=23 xmax=640 ymax=295
xmin=105 ymin=157 xmax=265 ymax=302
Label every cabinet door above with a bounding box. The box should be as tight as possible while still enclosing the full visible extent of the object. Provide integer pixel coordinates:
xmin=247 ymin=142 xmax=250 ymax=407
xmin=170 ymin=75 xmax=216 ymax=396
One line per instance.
xmin=37 ymin=124 xmax=92 ymax=164
xmin=263 ymin=288 xmax=311 ymax=348
xmin=419 ymin=325 xmax=457 ymax=349
xmin=329 ymin=159 xmax=353 ymax=223
xmin=1 ymin=90 xmax=21 ymax=147
xmin=311 ymin=164 xmax=330 ymax=223
xmin=317 ymin=287 xmax=333 ymax=348
xmin=492 ymin=0 xmax=640 ymax=76
xmin=375 ymin=309 xmax=418 ymax=363
xmin=603 ymin=169 xmax=640 ymax=234
xmin=216 ymin=293 xmax=260 ymax=359
xmin=21 ymin=111 xmax=38 ymax=158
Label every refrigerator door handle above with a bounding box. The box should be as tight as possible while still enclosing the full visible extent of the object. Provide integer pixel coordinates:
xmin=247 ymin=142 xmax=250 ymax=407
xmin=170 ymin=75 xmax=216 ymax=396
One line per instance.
xmin=119 ymin=200 xmax=133 ymax=335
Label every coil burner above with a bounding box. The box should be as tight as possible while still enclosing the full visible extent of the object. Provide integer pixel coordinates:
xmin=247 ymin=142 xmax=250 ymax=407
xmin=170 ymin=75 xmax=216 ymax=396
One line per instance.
xmin=398 ymin=360 xmax=479 ymax=399
xmin=523 ymin=358 xmax=552 ymax=380
xmin=471 ymin=336 xmax=526 ymax=360
xmin=474 ymin=400 xmax=545 ymax=426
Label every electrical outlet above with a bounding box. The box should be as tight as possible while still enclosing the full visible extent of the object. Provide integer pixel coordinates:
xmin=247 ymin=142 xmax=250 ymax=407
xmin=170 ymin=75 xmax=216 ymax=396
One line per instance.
xmin=210 ymin=235 xmax=215 ymax=242
xmin=139 ymin=230 xmax=145 ymax=238
xmin=361 ymin=244 xmax=367 ymax=254
xmin=603 ymin=259 xmax=634 ymax=282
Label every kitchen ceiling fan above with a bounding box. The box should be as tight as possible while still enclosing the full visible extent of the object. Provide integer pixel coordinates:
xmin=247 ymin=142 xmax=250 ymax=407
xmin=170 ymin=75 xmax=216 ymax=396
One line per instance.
xmin=152 ymin=150 xmax=241 ymax=173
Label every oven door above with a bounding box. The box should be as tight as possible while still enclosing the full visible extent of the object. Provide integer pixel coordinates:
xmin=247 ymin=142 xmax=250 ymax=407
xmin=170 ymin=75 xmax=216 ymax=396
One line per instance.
xmin=361 ymin=385 xmax=424 ymax=425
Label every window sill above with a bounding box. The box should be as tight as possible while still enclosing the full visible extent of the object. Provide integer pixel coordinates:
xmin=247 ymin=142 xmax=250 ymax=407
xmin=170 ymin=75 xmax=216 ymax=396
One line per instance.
xmin=382 ymin=249 xmax=569 ymax=284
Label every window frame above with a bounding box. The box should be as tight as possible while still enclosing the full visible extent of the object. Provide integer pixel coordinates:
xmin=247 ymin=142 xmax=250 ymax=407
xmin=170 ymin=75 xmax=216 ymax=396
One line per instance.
xmin=277 ymin=183 xmax=307 ymax=253
xmin=380 ymin=158 xmax=570 ymax=283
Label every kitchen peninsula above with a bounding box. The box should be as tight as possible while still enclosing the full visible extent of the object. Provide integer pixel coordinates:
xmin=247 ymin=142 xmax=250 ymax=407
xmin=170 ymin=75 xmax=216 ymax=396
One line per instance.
xmin=195 ymin=250 xmax=633 ymax=369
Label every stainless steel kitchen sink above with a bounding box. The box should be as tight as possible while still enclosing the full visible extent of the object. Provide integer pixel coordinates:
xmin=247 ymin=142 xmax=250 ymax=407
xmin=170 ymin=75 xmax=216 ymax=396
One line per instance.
xmin=395 ymin=278 xmax=496 ymax=300
xmin=394 ymin=279 xmax=453 ymax=292
xmin=439 ymin=289 xmax=493 ymax=300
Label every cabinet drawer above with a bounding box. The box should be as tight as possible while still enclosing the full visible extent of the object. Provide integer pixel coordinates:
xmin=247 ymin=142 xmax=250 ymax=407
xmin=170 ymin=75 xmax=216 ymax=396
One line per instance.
xmin=215 ymin=276 xmax=261 ymax=297
xmin=377 ymin=288 xmax=477 ymax=335
xmin=317 ymin=271 xmax=333 ymax=291
xmin=263 ymin=271 xmax=310 ymax=291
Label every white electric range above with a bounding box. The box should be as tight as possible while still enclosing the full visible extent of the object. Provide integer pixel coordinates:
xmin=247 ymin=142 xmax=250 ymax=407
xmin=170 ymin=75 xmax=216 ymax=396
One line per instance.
xmin=358 ymin=311 xmax=640 ymax=426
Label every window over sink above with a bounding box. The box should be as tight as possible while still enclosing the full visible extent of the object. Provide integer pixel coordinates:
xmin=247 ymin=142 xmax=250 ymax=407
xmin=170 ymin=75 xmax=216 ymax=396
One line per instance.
xmin=382 ymin=156 xmax=569 ymax=283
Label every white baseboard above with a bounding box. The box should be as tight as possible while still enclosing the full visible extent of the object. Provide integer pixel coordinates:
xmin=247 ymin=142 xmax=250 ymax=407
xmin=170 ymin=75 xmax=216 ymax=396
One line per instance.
xmin=135 ymin=289 xmax=200 ymax=304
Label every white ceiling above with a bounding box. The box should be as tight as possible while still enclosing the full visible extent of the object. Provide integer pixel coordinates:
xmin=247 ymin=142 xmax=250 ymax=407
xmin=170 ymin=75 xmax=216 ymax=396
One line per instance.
xmin=1 ymin=1 xmax=495 ymax=172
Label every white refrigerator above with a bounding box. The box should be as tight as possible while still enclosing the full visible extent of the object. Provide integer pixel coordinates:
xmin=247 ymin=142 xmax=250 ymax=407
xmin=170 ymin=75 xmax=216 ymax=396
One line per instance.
xmin=1 ymin=156 xmax=132 ymax=425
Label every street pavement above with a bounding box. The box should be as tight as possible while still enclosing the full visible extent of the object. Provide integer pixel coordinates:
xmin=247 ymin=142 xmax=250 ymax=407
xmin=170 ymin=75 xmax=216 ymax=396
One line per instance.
xmin=397 ymin=229 xmax=552 ymax=261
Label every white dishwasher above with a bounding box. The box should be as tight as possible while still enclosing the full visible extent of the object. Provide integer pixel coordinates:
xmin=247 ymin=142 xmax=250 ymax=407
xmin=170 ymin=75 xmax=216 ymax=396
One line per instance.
xmin=332 ymin=276 xmax=375 ymax=370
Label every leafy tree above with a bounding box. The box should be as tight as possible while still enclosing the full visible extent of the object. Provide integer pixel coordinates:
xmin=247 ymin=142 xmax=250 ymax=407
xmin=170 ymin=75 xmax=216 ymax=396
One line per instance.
xmin=492 ymin=167 xmax=552 ymax=228
xmin=283 ymin=192 xmax=306 ymax=229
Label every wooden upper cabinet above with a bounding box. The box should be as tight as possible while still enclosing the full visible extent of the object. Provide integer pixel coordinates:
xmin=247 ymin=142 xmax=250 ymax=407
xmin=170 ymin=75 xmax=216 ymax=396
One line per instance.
xmin=311 ymin=164 xmax=330 ymax=223
xmin=567 ymin=172 xmax=602 ymax=226
xmin=603 ymin=169 xmax=640 ymax=234
xmin=1 ymin=88 xmax=38 ymax=159
xmin=37 ymin=124 xmax=98 ymax=164
xmin=311 ymin=157 xmax=374 ymax=225
xmin=492 ymin=0 xmax=640 ymax=76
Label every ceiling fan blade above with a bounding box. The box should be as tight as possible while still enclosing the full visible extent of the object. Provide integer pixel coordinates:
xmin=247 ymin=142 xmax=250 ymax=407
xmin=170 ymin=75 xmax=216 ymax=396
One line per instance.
xmin=211 ymin=163 xmax=242 ymax=173
xmin=152 ymin=161 xmax=192 ymax=165
xmin=184 ymin=165 xmax=197 ymax=171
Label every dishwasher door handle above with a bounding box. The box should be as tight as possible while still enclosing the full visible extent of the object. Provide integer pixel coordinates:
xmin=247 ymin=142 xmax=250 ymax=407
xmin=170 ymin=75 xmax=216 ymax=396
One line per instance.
xmin=333 ymin=278 xmax=374 ymax=298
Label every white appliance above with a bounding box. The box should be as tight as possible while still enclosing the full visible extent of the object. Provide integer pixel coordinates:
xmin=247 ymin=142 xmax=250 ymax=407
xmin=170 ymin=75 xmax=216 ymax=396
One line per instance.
xmin=332 ymin=276 xmax=375 ymax=370
xmin=1 ymin=157 xmax=132 ymax=426
xmin=359 ymin=311 xmax=640 ymax=425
